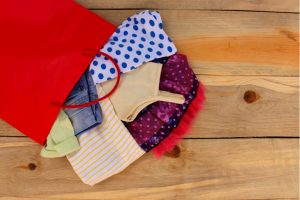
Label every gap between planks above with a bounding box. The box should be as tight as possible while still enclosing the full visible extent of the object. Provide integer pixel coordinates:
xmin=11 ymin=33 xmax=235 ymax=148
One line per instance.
xmin=74 ymin=0 xmax=299 ymax=13
xmin=0 ymin=136 xmax=299 ymax=139
xmin=88 ymin=8 xmax=300 ymax=14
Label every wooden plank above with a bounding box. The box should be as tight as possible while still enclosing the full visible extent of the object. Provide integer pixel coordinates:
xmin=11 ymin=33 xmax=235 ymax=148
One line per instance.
xmin=0 ymin=76 xmax=298 ymax=138
xmin=75 ymin=0 xmax=299 ymax=13
xmin=92 ymin=10 xmax=299 ymax=76
xmin=0 ymin=137 xmax=298 ymax=199
xmin=190 ymin=75 xmax=299 ymax=137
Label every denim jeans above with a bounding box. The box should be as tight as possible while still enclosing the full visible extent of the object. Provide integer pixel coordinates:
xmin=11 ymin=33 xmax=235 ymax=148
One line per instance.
xmin=64 ymin=69 xmax=102 ymax=135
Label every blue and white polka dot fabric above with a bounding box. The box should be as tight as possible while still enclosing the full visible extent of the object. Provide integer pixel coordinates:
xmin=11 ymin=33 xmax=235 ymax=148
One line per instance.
xmin=89 ymin=10 xmax=177 ymax=84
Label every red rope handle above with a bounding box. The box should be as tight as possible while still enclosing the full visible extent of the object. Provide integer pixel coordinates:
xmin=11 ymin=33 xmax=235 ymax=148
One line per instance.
xmin=62 ymin=51 xmax=121 ymax=109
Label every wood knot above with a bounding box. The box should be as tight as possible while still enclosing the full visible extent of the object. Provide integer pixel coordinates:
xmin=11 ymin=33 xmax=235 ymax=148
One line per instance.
xmin=165 ymin=145 xmax=181 ymax=158
xmin=28 ymin=163 xmax=36 ymax=170
xmin=244 ymin=90 xmax=257 ymax=103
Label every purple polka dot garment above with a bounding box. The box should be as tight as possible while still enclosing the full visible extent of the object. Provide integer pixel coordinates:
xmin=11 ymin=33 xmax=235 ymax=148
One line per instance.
xmin=89 ymin=10 xmax=177 ymax=84
xmin=124 ymin=54 xmax=199 ymax=152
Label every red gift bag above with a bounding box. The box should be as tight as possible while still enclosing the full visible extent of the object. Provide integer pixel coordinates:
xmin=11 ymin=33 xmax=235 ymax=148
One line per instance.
xmin=0 ymin=0 xmax=116 ymax=144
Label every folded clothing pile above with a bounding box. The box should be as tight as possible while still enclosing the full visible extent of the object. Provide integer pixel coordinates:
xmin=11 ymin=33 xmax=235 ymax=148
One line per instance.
xmin=41 ymin=10 xmax=205 ymax=185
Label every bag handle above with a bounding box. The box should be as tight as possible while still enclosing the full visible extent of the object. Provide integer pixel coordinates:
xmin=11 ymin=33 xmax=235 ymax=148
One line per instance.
xmin=61 ymin=50 xmax=121 ymax=109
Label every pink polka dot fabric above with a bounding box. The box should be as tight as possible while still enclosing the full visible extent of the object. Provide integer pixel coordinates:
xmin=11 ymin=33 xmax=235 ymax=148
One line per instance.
xmin=124 ymin=54 xmax=203 ymax=152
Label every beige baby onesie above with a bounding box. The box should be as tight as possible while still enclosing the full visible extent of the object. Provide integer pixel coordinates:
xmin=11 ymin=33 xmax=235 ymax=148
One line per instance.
xmin=101 ymin=62 xmax=185 ymax=122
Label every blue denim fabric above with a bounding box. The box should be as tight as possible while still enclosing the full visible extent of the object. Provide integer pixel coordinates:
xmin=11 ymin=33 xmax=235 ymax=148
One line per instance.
xmin=64 ymin=69 xmax=102 ymax=135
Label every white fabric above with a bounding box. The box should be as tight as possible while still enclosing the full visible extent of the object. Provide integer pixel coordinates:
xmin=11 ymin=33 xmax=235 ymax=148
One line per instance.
xmin=89 ymin=10 xmax=177 ymax=84
xmin=67 ymin=85 xmax=145 ymax=186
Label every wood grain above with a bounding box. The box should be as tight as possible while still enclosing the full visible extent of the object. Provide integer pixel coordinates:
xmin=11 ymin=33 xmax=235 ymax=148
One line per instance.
xmin=191 ymin=75 xmax=299 ymax=137
xmin=92 ymin=10 xmax=299 ymax=76
xmin=75 ymin=0 xmax=299 ymax=12
xmin=0 ymin=137 xmax=298 ymax=200
xmin=1 ymin=76 xmax=297 ymax=138
xmin=0 ymin=4 xmax=298 ymax=200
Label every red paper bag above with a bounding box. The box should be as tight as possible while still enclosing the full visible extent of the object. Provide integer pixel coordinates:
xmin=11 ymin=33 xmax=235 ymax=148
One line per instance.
xmin=0 ymin=0 xmax=116 ymax=144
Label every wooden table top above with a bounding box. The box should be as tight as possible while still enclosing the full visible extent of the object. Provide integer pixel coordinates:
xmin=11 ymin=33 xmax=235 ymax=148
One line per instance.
xmin=0 ymin=1 xmax=298 ymax=199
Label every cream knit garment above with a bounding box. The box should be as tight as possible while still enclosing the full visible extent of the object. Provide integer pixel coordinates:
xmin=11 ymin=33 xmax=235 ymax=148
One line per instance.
xmin=101 ymin=62 xmax=185 ymax=122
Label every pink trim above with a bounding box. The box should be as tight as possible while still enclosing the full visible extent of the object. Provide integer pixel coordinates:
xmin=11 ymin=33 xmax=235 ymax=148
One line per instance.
xmin=151 ymin=82 xmax=205 ymax=158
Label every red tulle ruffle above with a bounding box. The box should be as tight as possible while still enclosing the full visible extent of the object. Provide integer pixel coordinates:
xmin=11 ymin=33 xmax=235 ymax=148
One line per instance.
xmin=151 ymin=82 xmax=205 ymax=158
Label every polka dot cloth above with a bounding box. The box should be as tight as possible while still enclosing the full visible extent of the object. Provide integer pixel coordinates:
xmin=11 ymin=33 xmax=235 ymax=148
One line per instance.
xmin=89 ymin=10 xmax=177 ymax=84
xmin=124 ymin=54 xmax=200 ymax=152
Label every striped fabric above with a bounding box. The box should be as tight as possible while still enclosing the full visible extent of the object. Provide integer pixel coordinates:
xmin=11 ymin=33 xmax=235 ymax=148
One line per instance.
xmin=66 ymin=85 xmax=145 ymax=185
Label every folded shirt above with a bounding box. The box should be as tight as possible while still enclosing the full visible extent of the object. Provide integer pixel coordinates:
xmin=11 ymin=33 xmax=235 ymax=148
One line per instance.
xmin=40 ymin=110 xmax=80 ymax=158
xmin=89 ymin=10 xmax=177 ymax=84
xmin=67 ymin=85 xmax=145 ymax=186
xmin=101 ymin=62 xmax=184 ymax=122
